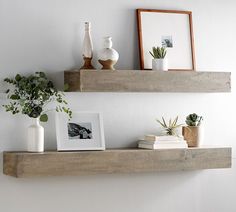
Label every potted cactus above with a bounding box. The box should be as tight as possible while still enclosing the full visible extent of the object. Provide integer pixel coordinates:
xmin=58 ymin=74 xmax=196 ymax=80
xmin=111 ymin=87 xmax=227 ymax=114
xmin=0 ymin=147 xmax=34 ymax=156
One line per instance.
xmin=182 ymin=113 xmax=203 ymax=147
xmin=149 ymin=46 xmax=168 ymax=71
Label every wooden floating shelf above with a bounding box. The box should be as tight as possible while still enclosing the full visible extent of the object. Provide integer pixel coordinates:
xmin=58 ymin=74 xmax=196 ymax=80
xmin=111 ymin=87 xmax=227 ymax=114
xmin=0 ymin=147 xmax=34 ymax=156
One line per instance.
xmin=3 ymin=147 xmax=231 ymax=178
xmin=64 ymin=70 xmax=231 ymax=93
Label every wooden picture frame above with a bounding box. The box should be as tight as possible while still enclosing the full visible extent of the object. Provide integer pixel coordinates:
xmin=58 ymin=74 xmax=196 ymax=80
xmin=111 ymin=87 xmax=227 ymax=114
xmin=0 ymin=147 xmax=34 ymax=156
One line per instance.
xmin=137 ymin=9 xmax=196 ymax=71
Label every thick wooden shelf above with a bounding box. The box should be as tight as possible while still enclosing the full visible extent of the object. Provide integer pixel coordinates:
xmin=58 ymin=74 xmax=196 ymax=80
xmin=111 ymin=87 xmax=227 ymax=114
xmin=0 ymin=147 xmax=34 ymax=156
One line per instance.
xmin=64 ymin=70 xmax=231 ymax=93
xmin=3 ymin=147 xmax=231 ymax=178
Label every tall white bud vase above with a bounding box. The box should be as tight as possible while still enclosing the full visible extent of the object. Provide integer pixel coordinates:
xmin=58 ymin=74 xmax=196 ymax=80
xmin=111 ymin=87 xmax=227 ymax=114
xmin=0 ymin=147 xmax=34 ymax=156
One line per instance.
xmin=81 ymin=22 xmax=94 ymax=69
xmin=27 ymin=118 xmax=44 ymax=152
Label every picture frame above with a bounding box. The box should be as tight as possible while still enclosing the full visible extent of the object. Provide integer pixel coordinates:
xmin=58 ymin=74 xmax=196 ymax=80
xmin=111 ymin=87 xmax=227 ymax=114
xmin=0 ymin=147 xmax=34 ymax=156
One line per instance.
xmin=56 ymin=111 xmax=105 ymax=151
xmin=137 ymin=9 xmax=196 ymax=71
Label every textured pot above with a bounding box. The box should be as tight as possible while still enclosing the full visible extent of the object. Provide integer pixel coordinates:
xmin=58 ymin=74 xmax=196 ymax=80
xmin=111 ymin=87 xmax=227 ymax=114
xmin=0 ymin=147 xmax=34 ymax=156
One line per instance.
xmin=27 ymin=118 xmax=44 ymax=152
xmin=81 ymin=22 xmax=94 ymax=69
xmin=98 ymin=36 xmax=119 ymax=70
xmin=182 ymin=126 xmax=204 ymax=147
xmin=152 ymin=58 xmax=168 ymax=71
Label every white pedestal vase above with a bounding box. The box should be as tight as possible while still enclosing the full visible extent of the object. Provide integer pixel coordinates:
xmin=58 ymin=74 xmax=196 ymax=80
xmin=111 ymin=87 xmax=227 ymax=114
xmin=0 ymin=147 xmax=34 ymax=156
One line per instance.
xmin=98 ymin=36 xmax=119 ymax=70
xmin=27 ymin=118 xmax=44 ymax=152
xmin=152 ymin=58 xmax=168 ymax=71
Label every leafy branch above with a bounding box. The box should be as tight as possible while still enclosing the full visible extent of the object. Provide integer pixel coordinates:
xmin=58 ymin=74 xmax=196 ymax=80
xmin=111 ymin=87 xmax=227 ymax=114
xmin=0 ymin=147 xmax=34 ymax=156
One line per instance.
xmin=3 ymin=72 xmax=72 ymax=122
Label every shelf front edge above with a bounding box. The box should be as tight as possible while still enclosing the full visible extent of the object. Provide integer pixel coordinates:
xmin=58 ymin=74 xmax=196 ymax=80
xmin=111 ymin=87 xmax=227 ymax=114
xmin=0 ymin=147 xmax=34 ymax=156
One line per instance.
xmin=3 ymin=147 xmax=232 ymax=178
xmin=64 ymin=70 xmax=231 ymax=93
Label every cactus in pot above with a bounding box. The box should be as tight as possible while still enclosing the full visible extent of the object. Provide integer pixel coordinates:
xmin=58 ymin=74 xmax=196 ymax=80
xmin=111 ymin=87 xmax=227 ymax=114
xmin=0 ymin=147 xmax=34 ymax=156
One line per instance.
xmin=183 ymin=113 xmax=204 ymax=147
xmin=150 ymin=46 xmax=168 ymax=71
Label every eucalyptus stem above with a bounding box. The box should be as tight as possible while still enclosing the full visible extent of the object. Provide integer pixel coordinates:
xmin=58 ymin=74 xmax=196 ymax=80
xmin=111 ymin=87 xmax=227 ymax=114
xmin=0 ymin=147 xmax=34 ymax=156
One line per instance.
xmin=3 ymin=72 xmax=72 ymax=122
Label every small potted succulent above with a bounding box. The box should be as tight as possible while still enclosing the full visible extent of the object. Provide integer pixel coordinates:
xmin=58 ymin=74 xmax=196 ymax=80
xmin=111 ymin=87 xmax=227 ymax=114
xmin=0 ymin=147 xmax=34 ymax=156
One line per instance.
xmin=3 ymin=72 xmax=72 ymax=152
xmin=149 ymin=46 xmax=168 ymax=71
xmin=156 ymin=116 xmax=183 ymax=136
xmin=182 ymin=113 xmax=203 ymax=147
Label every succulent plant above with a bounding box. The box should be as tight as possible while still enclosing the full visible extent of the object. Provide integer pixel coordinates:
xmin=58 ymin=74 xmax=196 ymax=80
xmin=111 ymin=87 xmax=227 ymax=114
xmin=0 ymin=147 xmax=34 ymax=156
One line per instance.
xmin=185 ymin=113 xmax=203 ymax=126
xmin=149 ymin=46 xmax=167 ymax=59
xmin=156 ymin=116 xmax=183 ymax=136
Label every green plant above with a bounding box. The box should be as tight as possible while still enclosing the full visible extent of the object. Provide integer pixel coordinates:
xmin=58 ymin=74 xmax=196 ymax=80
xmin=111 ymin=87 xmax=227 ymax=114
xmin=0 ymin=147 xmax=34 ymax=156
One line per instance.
xmin=149 ymin=46 xmax=167 ymax=59
xmin=3 ymin=72 xmax=72 ymax=122
xmin=156 ymin=116 xmax=183 ymax=136
xmin=185 ymin=113 xmax=203 ymax=126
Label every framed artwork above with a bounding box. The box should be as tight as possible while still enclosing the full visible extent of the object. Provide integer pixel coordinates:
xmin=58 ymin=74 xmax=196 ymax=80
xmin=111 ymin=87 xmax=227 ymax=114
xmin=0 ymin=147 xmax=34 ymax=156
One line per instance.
xmin=56 ymin=111 xmax=105 ymax=151
xmin=137 ymin=9 xmax=196 ymax=70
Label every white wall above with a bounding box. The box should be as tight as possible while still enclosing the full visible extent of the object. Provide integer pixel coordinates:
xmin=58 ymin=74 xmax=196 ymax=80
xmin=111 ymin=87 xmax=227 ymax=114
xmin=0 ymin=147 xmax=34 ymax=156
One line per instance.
xmin=0 ymin=0 xmax=236 ymax=211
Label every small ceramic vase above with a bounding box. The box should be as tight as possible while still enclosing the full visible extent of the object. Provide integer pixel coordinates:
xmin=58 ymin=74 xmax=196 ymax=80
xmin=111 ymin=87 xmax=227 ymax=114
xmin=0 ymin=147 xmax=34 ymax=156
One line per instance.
xmin=98 ymin=37 xmax=119 ymax=70
xmin=81 ymin=22 xmax=94 ymax=69
xmin=27 ymin=118 xmax=44 ymax=152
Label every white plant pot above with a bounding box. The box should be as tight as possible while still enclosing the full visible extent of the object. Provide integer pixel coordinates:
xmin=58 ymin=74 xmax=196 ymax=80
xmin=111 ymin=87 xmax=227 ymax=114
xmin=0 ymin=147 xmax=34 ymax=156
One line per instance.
xmin=152 ymin=59 xmax=168 ymax=71
xmin=27 ymin=118 xmax=44 ymax=152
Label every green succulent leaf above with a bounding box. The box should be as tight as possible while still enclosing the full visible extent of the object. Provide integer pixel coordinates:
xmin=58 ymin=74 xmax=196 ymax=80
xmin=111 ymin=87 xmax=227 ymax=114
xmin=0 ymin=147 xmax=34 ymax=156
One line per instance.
xmin=149 ymin=46 xmax=167 ymax=59
xmin=185 ymin=113 xmax=203 ymax=126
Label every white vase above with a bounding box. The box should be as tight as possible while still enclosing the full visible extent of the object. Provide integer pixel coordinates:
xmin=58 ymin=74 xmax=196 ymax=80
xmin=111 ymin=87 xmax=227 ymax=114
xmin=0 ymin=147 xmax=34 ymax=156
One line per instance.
xmin=98 ymin=36 xmax=119 ymax=70
xmin=152 ymin=58 xmax=168 ymax=71
xmin=27 ymin=118 xmax=44 ymax=152
xmin=81 ymin=22 xmax=94 ymax=69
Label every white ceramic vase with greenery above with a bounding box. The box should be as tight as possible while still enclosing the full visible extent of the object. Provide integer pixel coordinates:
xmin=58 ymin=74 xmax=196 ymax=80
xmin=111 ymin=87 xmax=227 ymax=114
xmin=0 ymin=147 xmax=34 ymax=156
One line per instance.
xmin=150 ymin=46 xmax=168 ymax=71
xmin=3 ymin=72 xmax=72 ymax=152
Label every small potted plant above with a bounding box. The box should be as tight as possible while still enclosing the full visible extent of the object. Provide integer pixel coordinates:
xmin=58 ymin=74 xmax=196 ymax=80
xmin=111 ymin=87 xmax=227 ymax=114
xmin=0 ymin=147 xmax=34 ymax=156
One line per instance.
xmin=3 ymin=72 xmax=72 ymax=152
xmin=182 ymin=113 xmax=203 ymax=147
xmin=156 ymin=116 xmax=183 ymax=136
xmin=149 ymin=46 xmax=168 ymax=71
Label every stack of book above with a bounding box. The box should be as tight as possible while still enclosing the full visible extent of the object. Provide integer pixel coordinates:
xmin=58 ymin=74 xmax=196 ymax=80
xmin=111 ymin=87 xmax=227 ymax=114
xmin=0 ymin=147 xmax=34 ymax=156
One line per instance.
xmin=138 ymin=135 xmax=188 ymax=149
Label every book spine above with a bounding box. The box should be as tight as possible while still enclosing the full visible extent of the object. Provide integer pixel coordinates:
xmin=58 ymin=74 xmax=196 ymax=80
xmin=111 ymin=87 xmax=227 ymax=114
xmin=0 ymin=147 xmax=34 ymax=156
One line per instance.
xmin=138 ymin=144 xmax=188 ymax=149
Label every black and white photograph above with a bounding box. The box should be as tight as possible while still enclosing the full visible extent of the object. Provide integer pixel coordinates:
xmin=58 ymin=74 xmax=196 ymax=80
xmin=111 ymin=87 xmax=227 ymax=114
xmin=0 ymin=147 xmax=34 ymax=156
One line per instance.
xmin=162 ymin=36 xmax=173 ymax=48
xmin=68 ymin=122 xmax=93 ymax=139
xmin=56 ymin=112 xmax=105 ymax=151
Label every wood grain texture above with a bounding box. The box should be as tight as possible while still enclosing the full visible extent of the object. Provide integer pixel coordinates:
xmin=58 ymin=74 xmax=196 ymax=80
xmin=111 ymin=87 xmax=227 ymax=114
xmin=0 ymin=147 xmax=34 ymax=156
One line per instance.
xmin=64 ymin=70 xmax=231 ymax=93
xmin=3 ymin=147 xmax=232 ymax=178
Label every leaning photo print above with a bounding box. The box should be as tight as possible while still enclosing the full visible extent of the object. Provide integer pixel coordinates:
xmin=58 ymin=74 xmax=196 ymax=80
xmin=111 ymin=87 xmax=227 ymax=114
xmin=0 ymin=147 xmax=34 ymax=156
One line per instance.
xmin=68 ymin=122 xmax=93 ymax=139
xmin=56 ymin=112 xmax=105 ymax=151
